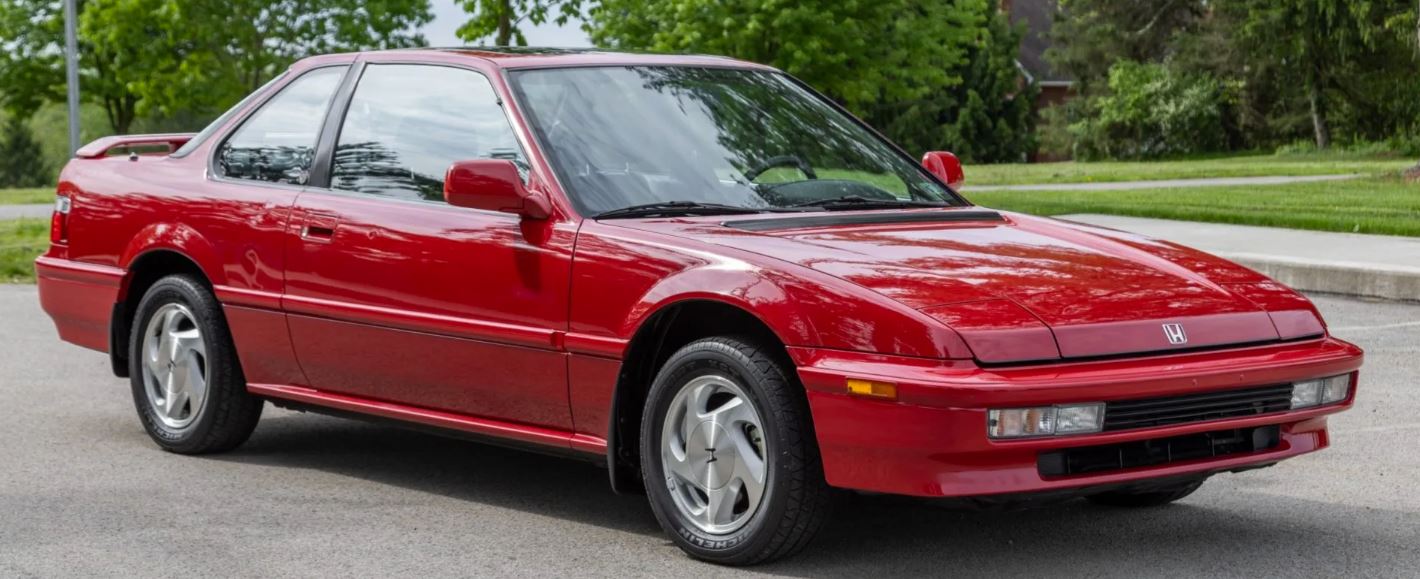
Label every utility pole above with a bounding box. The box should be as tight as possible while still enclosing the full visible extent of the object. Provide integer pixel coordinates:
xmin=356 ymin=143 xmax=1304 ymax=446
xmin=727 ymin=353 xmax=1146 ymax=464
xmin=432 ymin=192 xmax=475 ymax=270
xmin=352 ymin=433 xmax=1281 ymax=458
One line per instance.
xmin=64 ymin=0 xmax=80 ymax=155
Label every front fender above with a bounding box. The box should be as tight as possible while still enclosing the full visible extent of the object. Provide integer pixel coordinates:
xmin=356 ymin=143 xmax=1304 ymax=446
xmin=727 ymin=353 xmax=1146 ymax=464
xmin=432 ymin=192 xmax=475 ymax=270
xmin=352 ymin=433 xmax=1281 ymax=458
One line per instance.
xmin=570 ymin=222 xmax=970 ymax=360
xmin=622 ymin=264 xmax=816 ymax=347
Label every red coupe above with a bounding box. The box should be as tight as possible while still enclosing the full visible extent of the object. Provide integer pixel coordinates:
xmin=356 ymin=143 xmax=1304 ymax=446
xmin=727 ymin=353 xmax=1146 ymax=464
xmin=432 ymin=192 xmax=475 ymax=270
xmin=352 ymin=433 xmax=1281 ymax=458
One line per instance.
xmin=37 ymin=49 xmax=1363 ymax=565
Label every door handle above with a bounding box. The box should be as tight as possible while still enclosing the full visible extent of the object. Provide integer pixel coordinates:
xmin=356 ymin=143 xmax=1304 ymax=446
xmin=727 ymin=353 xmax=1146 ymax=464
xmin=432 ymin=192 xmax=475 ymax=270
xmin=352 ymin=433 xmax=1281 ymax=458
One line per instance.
xmin=301 ymin=213 xmax=339 ymax=242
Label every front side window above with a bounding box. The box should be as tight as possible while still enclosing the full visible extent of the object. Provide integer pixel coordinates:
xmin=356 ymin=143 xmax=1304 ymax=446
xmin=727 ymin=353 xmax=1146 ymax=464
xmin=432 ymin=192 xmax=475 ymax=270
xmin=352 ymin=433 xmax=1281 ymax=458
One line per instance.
xmin=331 ymin=64 xmax=526 ymax=203
xmin=217 ymin=66 xmax=346 ymax=185
xmin=509 ymin=66 xmax=963 ymax=217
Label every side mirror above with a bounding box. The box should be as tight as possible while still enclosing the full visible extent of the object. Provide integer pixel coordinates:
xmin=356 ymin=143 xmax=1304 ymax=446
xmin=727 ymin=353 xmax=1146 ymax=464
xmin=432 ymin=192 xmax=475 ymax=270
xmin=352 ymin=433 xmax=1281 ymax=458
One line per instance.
xmin=922 ymin=151 xmax=965 ymax=190
xmin=444 ymin=159 xmax=551 ymax=219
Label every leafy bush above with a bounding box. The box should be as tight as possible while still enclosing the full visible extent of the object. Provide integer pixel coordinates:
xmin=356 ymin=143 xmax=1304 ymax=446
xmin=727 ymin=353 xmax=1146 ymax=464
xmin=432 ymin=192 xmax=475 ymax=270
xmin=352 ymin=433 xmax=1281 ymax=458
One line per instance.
xmin=1069 ymin=61 xmax=1226 ymax=160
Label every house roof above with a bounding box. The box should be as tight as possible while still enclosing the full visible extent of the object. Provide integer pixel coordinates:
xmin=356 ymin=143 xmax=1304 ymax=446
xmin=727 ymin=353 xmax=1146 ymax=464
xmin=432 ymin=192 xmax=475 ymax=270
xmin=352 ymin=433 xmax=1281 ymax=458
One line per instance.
xmin=1009 ymin=0 xmax=1074 ymax=86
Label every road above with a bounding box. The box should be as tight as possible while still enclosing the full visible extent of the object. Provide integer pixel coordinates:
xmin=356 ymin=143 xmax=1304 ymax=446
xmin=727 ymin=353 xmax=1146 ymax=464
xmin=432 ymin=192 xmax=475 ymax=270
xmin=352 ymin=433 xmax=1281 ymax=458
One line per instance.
xmin=0 ymin=285 xmax=1416 ymax=577
xmin=0 ymin=204 xmax=51 ymax=220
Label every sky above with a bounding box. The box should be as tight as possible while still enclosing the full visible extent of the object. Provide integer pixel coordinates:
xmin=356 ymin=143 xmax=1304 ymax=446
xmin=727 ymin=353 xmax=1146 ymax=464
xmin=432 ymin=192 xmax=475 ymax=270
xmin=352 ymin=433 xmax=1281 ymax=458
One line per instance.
xmin=423 ymin=0 xmax=594 ymax=47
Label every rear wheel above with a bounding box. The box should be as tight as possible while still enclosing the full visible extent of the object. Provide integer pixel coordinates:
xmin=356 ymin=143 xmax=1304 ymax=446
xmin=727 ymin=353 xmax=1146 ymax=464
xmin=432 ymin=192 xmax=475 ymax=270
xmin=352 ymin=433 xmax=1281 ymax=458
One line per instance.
xmin=640 ymin=336 xmax=834 ymax=565
xmin=1086 ymin=479 xmax=1205 ymax=507
xmin=128 ymin=275 xmax=262 ymax=454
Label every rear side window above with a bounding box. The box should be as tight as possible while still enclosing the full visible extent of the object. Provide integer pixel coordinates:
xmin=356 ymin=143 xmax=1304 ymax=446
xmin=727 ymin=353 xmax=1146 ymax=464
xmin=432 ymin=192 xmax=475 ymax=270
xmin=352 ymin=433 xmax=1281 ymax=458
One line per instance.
xmin=217 ymin=66 xmax=346 ymax=185
xmin=331 ymin=64 xmax=526 ymax=203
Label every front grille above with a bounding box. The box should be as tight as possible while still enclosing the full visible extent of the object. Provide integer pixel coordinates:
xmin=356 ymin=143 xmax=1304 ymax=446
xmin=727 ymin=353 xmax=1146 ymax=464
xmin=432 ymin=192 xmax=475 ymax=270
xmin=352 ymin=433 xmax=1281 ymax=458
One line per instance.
xmin=1038 ymin=425 xmax=1281 ymax=477
xmin=1103 ymin=384 xmax=1293 ymax=431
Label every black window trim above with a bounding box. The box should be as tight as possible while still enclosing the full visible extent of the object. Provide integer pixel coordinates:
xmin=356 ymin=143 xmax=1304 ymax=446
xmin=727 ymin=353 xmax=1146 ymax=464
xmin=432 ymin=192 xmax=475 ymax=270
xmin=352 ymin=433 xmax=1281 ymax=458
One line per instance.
xmin=311 ymin=59 xmax=535 ymax=216
xmin=206 ymin=63 xmax=354 ymax=192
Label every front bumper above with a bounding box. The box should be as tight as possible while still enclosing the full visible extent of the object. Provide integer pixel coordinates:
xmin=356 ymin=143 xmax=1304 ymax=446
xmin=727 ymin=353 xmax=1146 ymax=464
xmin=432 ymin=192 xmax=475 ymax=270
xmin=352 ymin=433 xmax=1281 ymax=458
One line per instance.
xmin=791 ymin=337 xmax=1363 ymax=498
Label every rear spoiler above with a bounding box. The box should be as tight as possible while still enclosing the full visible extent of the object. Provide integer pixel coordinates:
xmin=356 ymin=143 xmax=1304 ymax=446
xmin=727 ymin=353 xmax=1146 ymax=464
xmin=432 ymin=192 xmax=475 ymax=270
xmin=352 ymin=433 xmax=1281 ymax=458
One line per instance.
xmin=74 ymin=133 xmax=197 ymax=159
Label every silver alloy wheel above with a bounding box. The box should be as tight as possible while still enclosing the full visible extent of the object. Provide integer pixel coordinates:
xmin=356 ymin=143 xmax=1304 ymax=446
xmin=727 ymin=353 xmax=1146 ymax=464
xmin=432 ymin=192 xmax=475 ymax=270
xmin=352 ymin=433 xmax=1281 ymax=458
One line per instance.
xmin=140 ymin=303 xmax=209 ymax=429
xmin=660 ymin=374 xmax=768 ymax=535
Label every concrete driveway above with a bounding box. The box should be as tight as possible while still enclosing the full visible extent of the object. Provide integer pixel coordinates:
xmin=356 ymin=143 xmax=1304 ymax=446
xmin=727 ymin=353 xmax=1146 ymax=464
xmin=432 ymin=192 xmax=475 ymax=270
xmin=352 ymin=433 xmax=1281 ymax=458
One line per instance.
xmin=1 ymin=285 xmax=1416 ymax=577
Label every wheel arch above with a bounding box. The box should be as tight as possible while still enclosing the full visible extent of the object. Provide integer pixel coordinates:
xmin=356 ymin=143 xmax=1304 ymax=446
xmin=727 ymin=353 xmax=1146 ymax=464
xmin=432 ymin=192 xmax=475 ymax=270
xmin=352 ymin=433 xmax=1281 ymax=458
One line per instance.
xmin=606 ymin=297 xmax=798 ymax=494
xmin=109 ymin=248 xmax=215 ymax=378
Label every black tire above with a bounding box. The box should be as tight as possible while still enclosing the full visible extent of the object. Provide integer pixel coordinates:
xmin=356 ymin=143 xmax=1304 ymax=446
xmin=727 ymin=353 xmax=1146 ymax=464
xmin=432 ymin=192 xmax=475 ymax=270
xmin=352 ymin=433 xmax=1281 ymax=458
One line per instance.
xmin=128 ymin=274 xmax=262 ymax=454
xmin=640 ymin=336 xmax=834 ymax=566
xmin=1086 ymin=479 xmax=1205 ymax=507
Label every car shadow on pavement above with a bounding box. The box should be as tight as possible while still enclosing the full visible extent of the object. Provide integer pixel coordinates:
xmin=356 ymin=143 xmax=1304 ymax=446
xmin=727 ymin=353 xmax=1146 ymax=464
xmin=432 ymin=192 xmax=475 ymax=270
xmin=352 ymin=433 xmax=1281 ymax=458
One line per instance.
xmin=213 ymin=411 xmax=664 ymax=537
xmin=215 ymin=412 xmax=1419 ymax=577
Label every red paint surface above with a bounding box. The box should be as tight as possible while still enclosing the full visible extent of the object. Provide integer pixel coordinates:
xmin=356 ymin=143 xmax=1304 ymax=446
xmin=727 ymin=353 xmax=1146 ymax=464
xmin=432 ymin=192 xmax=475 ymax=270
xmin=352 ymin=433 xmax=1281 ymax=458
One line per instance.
xmin=36 ymin=49 xmax=1363 ymax=497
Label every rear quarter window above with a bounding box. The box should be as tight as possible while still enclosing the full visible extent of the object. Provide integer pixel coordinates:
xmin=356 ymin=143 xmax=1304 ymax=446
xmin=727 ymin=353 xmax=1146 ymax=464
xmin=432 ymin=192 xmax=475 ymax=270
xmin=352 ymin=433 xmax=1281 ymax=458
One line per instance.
xmin=216 ymin=66 xmax=346 ymax=185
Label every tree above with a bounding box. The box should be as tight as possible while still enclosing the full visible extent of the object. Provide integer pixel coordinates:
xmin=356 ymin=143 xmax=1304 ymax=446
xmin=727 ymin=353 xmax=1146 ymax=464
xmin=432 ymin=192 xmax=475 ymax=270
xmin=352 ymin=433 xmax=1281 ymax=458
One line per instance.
xmin=882 ymin=6 xmax=1037 ymax=162
xmin=1048 ymin=0 xmax=1207 ymax=92
xmin=1048 ymin=0 xmax=1420 ymax=157
xmin=587 ymin=0 xmax=1027 ymax=157
xmin=0 ymin=117 xmax=51 ymax=187
xmin=0 ymin=0 xmax=71 ymax=119
xmin=0 ymin=0 xmax=433 ymax=134
xmin=1225 ymin=0 xmax=1416 ymax=149
xmin=455 ymin=0 xmax=582 ymax=46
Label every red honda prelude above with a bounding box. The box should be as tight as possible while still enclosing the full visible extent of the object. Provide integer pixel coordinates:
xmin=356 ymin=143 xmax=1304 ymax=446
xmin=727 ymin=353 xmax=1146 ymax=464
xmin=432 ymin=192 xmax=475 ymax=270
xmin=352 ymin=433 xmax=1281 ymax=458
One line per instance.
xmin=36 ymin=48 xmax=1363 ymax=565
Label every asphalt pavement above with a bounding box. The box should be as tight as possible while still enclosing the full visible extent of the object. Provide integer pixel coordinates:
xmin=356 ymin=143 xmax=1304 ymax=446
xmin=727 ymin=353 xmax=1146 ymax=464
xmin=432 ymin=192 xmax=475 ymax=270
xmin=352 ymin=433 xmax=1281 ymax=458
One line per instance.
xmin=0 ymin=284 xmax=1416 ymax=578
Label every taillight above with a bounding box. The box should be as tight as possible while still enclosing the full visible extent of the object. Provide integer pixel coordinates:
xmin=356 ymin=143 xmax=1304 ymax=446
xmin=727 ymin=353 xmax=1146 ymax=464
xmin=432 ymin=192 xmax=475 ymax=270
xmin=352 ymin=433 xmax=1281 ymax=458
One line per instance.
xmin=50 ymin=195 xmax=70 ymax=244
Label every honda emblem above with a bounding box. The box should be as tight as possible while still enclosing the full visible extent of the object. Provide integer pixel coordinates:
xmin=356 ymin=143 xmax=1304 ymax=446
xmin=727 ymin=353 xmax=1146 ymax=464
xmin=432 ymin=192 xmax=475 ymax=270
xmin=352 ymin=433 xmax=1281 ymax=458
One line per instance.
xmin=1162 ymin=323 xmax=1188 ymax=345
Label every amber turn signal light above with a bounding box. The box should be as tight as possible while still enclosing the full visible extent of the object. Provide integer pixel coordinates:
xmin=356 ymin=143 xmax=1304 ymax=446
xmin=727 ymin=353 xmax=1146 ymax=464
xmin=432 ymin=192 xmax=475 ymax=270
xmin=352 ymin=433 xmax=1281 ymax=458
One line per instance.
xmin=846 ymin=379 xmax=897 ymax=400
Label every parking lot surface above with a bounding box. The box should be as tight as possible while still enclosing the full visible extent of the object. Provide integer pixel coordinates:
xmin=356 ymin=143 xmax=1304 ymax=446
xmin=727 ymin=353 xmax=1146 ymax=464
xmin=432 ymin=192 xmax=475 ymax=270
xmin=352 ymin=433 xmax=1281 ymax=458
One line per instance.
xmin=1 ymin=284 xmax=1416 ymax=577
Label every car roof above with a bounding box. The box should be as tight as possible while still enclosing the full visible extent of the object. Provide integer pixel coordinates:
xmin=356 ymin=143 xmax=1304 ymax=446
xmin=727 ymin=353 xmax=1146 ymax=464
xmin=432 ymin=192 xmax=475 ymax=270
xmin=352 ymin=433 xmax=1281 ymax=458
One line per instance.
xmin=294 ymin=47 xmax=776 ymax=71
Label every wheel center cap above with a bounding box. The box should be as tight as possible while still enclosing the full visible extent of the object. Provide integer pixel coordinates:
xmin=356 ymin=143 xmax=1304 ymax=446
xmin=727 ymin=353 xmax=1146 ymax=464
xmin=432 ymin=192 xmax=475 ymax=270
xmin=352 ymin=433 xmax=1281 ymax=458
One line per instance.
xmin=688 ymin=421 xmax=734 ymax=490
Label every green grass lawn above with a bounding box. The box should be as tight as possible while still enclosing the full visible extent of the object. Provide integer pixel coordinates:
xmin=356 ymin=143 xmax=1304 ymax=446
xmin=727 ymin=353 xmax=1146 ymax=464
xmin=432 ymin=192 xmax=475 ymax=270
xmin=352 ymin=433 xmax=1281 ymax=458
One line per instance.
xmin=0 ymin=188 xmax=54 ymax=205
xmin=968 ymin=153 xmax=1416 ymax=186
xmin=0 ymin=219 xmax=47 ymax=283
xmin=971 ymin=176 xmax=1420 ymax=237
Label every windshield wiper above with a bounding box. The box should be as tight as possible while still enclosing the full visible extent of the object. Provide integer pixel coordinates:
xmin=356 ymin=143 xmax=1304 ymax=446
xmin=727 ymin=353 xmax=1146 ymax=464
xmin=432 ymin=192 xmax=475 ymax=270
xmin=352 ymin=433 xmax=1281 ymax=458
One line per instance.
xmin=789 ymin=195 xmax=949 ymax=210
xmin=593 ymin=201 xmax=771 ymax=219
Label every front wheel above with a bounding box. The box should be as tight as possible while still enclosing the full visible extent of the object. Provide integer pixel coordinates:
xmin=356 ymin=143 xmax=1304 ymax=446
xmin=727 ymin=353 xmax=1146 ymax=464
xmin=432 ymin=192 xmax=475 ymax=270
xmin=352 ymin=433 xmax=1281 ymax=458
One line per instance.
xmin=640 ymin=336 xmax=834 ymax=565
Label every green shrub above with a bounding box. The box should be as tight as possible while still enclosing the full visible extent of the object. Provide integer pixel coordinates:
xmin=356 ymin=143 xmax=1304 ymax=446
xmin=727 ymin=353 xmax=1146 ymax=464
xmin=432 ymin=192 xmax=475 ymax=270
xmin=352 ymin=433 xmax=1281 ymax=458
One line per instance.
xmin=1070 ymin=61 xmax=1227 ymax=160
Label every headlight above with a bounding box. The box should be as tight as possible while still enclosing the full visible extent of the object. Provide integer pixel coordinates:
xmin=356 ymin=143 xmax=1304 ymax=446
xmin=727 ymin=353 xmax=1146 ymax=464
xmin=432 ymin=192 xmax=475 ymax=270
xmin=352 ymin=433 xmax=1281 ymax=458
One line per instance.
xmin=988 ymin=403 xmax=1104 ymax=439
xmin=1292 ymin=374 xmax=1351 ymax=408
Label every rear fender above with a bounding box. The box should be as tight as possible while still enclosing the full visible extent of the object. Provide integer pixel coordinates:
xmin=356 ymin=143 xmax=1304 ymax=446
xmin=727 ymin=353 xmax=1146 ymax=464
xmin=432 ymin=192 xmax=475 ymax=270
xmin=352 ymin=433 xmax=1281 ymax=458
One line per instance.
xmin=116 ymin=222 xmax=225 ymax=302
xmin=107 ymin=224 xmax=223 ymax=377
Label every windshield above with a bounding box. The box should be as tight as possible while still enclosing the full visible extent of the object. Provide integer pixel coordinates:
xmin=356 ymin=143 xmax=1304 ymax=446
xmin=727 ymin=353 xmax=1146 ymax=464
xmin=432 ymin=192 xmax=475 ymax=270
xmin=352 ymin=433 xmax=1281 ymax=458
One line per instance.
xmin=508 ymin=66 xmax=964 ymax=217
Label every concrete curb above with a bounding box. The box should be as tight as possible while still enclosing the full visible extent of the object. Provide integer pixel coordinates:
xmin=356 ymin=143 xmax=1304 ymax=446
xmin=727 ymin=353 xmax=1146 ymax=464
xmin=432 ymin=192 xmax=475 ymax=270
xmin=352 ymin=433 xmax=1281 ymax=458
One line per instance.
xmin=1057 ymin=214 xmax=1420 ymax=303
xmin=1219 ymin=253 xmax=1420 ymax=303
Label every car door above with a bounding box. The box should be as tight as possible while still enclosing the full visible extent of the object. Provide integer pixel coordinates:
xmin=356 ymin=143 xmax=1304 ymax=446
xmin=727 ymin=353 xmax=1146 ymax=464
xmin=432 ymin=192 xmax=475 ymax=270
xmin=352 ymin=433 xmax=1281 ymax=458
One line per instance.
xmin=283 ymin=61 xmax=576 ymax=431
xmin=203 ymin=64 xmax=350 ymax=388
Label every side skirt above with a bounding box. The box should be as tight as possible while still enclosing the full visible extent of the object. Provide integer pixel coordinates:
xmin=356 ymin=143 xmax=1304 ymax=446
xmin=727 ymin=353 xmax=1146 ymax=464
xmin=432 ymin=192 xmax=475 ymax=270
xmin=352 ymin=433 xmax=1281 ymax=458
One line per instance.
xmin=247 ymin=383 xmax=607 ymax=465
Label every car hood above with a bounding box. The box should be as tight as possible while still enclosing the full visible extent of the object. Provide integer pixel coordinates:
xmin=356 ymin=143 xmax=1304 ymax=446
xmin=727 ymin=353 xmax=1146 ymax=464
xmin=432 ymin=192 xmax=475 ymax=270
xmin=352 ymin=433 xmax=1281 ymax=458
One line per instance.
xmin=609 ymin=208 xmax=1324 ymax=363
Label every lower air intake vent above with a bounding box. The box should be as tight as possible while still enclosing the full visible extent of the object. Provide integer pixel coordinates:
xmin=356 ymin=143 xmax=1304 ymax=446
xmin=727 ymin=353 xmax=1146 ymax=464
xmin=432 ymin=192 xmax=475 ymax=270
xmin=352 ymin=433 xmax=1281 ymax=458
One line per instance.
xmin=1037 ymin=425 xmax=1281 ymax=477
